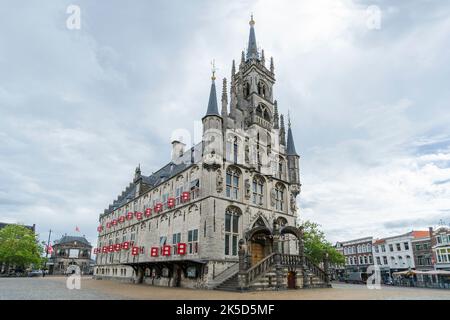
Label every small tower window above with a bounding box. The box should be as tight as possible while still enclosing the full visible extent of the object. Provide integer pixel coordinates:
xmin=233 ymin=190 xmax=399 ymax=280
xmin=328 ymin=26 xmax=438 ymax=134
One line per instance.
xmin=258 ymin=81 xmax=267 ymax=98
xmin=233 ymin=137 xmax=238 ymax=164
xmin=243 ymin=82 xmax=250 ymax=98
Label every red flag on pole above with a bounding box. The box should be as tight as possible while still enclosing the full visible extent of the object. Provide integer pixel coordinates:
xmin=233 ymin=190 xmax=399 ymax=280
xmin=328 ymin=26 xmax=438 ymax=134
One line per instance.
xmin=46 ymin=244 xmax=53 ymax=255
xmin=75 ymin=226 xmax=80 ymax=232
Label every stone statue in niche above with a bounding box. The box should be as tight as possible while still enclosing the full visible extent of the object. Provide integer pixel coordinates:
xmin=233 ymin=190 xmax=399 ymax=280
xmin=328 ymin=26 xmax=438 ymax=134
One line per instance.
xmin=216 ymin=170 xmax=223 ymax=193
xmin=244 ymin=179 xmax=251 ymax=199
xmin=245 ymin=145 xmax=250 ymax=164
xmin=290 ymin=193 xmax=297 ymax=212
xmin=270 ymin=187 xmax=276 ymax=207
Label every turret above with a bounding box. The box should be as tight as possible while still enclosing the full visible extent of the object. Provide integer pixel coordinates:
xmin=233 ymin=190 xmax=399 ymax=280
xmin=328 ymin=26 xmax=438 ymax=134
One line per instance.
xmin=286 ymin=115 xmax=301 ymax=194
xmin=202 ymin=65 xmax=223 ymax=166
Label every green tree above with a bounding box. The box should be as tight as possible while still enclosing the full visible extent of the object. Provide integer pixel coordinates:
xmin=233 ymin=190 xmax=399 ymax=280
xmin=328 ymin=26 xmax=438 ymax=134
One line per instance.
xmin=300 ymin=220 xmax=345 ymax=266
xmin=0 ymin=224 xmax=44 ymax=271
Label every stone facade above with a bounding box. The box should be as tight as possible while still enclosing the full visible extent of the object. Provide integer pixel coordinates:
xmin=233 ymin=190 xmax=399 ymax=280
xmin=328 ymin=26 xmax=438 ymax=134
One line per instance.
xmin=94 ymin=17 xmax=328 ymax=290
xmin=48 ymin=235 xmax=93 ymax=275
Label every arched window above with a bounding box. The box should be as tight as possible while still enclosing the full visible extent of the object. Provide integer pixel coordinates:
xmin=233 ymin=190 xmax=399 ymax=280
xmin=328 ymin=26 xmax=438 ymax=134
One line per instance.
xmin=225 ymin=207 xmax=241 ymax=256
xmin=256 ymin=105 xmax=263 ymax=118
xmin=226 ymin=167 xmax=241 ymax=200
xmin=267 ymin=133 xmax=272 ymax=155
xmin=233 ymin=136 xmax=238 ymax=164
xmin=252 ymin=176 xmax=264 ymax=205
xmin=243 ymin=82 xmax=250 ymax=98
xmin=275 ymin=183 xmax=285 ymax=211
xmin=258 ymin=81 xmax=267 ymax=98
xmin=278 ymin=156 xmax=285 ymax=180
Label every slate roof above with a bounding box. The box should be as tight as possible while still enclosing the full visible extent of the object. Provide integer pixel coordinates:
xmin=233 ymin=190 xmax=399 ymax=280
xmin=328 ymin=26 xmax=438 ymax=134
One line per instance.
xmin=286 ymin=126 xmax=298 ymax=156
xmin=102 ymin=143 xmax=203 ymax=217
xmin=54 ymin=235 xmax=91 ymax=247
xmin=246 ymin=16 xmax=259 ymax=61
xmin=205 ymin=79 xmax=219 ymax=117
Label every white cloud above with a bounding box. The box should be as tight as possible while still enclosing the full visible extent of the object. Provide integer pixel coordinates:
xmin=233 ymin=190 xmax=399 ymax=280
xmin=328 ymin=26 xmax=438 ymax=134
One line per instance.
xmin=0 ymin=0 xmax=449 ymax=247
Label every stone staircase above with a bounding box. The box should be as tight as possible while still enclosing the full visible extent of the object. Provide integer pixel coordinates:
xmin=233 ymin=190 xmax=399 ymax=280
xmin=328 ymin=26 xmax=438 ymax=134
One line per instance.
xmin=214 ymin=253 xmax=331 ymax=291
xmin=215 ymin=273 xmax=240 ymax=291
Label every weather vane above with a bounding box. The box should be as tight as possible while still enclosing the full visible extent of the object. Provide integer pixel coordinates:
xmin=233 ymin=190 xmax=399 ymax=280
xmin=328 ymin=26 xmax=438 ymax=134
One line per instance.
xmin=211 ymin=59 xmax=217 ymax=80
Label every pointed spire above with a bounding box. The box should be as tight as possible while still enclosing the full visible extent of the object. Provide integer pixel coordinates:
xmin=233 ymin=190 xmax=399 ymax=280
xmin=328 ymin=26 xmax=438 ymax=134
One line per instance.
xmin=241 ymin=51 xmax=245 ymax=64
xmin=231 ymin=60 xmax=236 ymax=76
xmin=205 ymin=62 xmax=220 ymax=117
xmin=280 ymin=114 xmax=286 ymax=145
xmin=246 ymin=14 xmax=259 ymax=61
xmin=286 ymin=113 xmax=298 ymax=156
xmin=274 ymin=100 xmax=279 ymax=129
xmin=261 ymin=49 xmax=265 ymax=65
xmin=270 ymin=57 xmax=274 ymax=73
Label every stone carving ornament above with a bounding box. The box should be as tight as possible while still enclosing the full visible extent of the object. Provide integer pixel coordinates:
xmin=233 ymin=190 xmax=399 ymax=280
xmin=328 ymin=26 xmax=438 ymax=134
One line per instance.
xmin=290 ymin=193 xmax=297 ymax=212
xmin=244 ymin=179 xmax=251 ymax=199
xmin=216 ymin=170 xmax=223 ymax=193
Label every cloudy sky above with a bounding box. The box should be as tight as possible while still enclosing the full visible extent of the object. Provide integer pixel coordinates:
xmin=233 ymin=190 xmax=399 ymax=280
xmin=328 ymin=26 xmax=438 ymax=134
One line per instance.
xmin=1 ymin=0 xmax=449 ymax=247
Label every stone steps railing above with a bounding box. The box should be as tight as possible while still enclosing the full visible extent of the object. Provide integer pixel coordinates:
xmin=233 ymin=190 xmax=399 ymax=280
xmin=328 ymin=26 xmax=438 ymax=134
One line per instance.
xmin=210 ymin=263 xmax=239 ymax=288
xmin=239 ymin=253 xmax=328 ymax=288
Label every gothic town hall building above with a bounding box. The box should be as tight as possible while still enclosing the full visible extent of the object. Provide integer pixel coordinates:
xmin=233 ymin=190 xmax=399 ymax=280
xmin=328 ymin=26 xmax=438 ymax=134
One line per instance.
xmin=94 ymin=17 xmax=330 ymax=290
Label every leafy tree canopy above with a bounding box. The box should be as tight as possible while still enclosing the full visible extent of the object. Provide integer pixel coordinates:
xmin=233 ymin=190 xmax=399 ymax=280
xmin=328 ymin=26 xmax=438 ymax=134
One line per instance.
xmin=0 ymin=224 xmax=44 ymax=269
xmin=300 ymin=220 xmax=345 ymax=266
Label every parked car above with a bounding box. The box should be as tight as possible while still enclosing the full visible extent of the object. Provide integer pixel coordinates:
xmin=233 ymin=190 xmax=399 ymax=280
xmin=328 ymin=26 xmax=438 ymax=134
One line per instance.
xmin=28 ymin=270 xmax=43 ymax=277
xmin=345 ymin=272 xmax=369 ymax=284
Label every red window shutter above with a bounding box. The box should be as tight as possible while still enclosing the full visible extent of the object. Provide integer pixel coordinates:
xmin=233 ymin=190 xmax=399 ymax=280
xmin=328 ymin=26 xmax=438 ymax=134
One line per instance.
xmin=150 ymin=247 xmax=159 ymax=257
xmin=177 ymin=243 xmax=187 ymax=255
xmin=136 ymin=212 xmax=143 ymax=220
xmin=127 ymin=212 xmax=134 ymax=220
xmin=145 ymin=208 xmax=152 ymax=217
xmin=131 ymin=246 xmax=139 ymax=256
xmin=182 ymin=192 xmax=190 ymax=202
xmin=167 ymin=198 xmax=175 ymax=208
xmin=106 ymin=222 xmax=111 ymax=229
xmin=162 ymin=245 xmax=171 ymax=256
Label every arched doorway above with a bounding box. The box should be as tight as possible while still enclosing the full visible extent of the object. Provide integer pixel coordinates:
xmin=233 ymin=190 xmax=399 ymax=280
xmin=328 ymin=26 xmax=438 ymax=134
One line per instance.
xmin=287 ymin=271 xmax=296 ymax=289
xmin=246 ymin=217 xmax=273 ymax=267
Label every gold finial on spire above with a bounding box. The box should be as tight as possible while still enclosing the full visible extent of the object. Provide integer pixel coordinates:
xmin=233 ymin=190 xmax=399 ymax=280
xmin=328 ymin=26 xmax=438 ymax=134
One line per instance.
xmin=288 ymin=110 xmax=291 ymax=128
xmin=211 ymin=59 xmax=216 ymax=80
xmin=249 ymin=13 xmax=255 ymax=27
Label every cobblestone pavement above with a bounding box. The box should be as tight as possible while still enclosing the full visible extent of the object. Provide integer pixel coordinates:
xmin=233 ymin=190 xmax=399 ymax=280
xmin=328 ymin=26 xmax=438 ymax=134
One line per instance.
xmin=2 ymin=277 xmax=450 ymax=300
xmin=0 ymin=277 xmax=123 ymax=300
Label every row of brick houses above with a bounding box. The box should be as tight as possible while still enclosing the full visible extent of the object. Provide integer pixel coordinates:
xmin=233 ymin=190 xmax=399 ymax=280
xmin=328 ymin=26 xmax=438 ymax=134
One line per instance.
xmin=334 ymin=225 xmax=450 ymax=282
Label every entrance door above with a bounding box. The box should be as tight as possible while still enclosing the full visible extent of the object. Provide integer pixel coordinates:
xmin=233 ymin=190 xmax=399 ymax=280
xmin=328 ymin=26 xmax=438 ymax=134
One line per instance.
xmin=251 ymin=242 xmax=265 ymax=266
xmin=287 ymin=272 xmax=296 ymax=289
